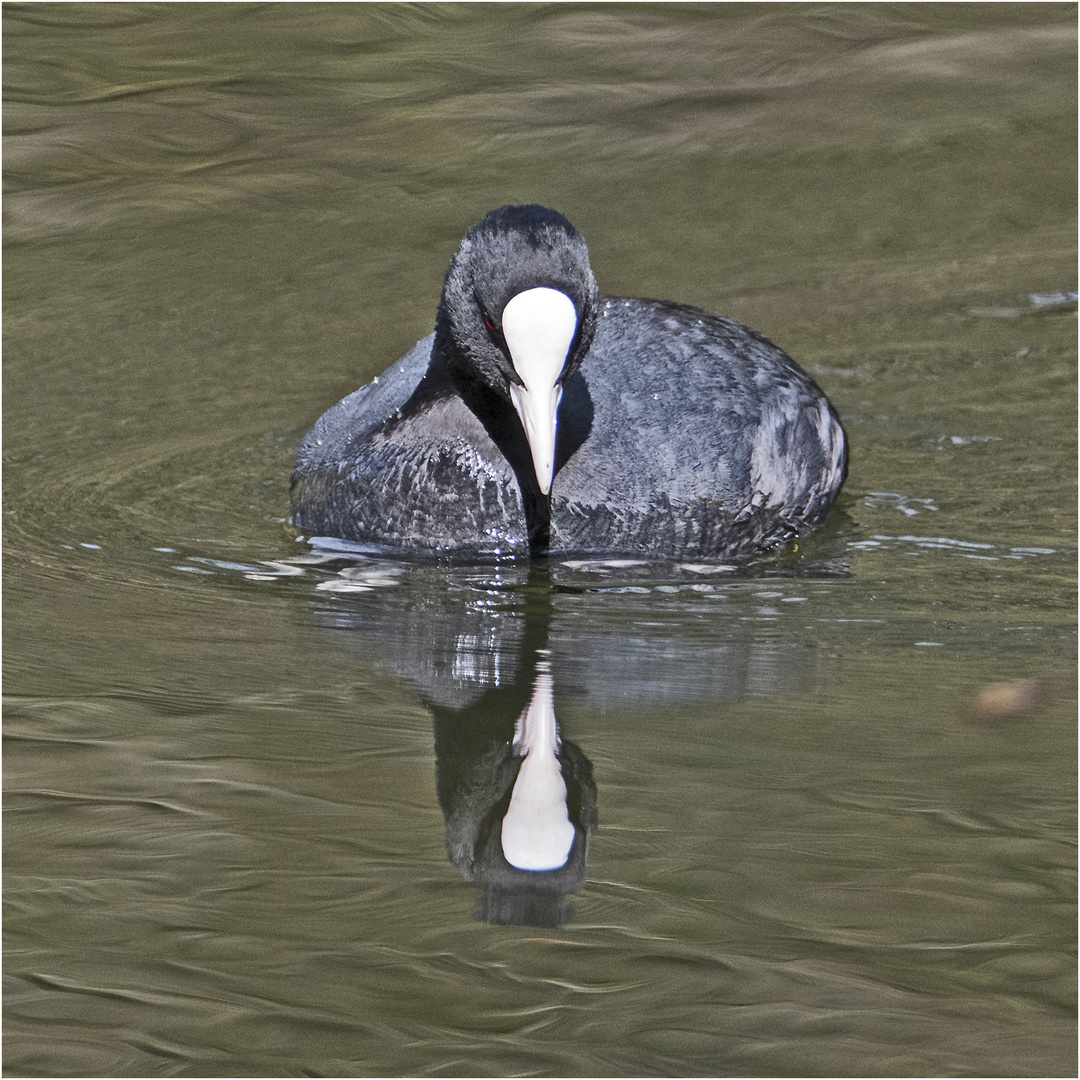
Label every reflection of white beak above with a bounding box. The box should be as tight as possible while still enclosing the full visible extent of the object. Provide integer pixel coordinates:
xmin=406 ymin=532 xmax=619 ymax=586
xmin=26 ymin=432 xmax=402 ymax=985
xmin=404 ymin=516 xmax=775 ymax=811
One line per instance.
xmin=501 ymin=287 xmax=578 ymax=495
xmin=500 ymin=669 xmax=575 ymax=872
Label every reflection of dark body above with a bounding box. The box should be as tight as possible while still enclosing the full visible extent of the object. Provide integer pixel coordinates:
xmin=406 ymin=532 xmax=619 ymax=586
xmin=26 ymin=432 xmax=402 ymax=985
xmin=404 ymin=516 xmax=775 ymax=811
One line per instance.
xmin=310 ymin=554 xmax=848 ymax=927
xmin=433 ymin=675 xmax=597 ymax=928
xmin=426 ymin=576 xmax=597 ymax=928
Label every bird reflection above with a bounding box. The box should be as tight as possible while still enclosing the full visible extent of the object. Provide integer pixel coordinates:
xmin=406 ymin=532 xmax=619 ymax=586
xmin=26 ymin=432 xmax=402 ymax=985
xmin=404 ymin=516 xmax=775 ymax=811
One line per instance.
xmin=430 ymin=580 xmax=596 ymax=928
xmin=298 ymin=537 xmax=850 ymax=928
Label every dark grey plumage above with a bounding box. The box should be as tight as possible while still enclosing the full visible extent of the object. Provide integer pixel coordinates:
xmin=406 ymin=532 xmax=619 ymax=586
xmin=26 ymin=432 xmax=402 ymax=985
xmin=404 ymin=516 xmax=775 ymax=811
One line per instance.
xmin=291 ymin=205 xmax=847 ymax=559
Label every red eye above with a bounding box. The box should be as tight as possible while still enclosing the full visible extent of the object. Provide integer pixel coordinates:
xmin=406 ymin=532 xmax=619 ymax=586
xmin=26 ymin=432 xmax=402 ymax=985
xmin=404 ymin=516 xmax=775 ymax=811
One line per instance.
xmin=484 ymin=315 xmax=497 ymax=332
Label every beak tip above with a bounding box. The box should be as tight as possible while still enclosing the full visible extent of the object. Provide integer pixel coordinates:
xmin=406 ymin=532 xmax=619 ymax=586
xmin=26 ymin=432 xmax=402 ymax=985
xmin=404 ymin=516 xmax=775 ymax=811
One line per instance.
xmin=538 ymin=460 xmax=555 ymax=495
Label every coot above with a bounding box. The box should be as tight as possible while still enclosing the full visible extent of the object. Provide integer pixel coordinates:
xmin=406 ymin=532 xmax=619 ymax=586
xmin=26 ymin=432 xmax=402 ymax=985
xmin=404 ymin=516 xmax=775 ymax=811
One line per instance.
xmin=291 ymin=205 xmax=847 ymax=558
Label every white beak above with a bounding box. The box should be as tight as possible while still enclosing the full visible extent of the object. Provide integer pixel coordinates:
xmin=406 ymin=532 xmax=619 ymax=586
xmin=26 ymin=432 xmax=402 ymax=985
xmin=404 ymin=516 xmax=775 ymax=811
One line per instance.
xmin=501 ymin=287 xmax=578 ymax=495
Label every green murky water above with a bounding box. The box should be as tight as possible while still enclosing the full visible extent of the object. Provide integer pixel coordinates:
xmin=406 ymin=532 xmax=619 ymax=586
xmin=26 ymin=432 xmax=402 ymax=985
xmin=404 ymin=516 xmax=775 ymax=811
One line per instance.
xmin=4 ymin=4 xmax=1076 ymax=1076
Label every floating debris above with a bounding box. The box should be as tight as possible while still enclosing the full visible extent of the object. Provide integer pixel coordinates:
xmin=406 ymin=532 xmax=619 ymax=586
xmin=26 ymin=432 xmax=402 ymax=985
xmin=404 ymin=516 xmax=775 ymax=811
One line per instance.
xmin=964 ymin=677 xmax=1061 ymax=722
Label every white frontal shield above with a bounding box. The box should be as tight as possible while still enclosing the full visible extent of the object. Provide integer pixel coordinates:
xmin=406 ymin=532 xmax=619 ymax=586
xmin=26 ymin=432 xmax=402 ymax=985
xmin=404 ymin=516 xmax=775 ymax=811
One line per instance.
xmin=501 ymin=287 xmax=578 ymax=495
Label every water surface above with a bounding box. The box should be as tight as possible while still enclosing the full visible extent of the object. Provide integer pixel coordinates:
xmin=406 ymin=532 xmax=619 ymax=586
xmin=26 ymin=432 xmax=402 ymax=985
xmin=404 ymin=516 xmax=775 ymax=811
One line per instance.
xmin=4 ymin=4 xmax=1076 ymax=1076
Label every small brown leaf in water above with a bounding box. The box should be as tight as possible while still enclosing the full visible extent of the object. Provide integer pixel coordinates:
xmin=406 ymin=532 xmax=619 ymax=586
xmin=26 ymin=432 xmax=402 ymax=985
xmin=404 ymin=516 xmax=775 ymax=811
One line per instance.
xmin=965 ymin=677 xmax=1057 ymax=722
